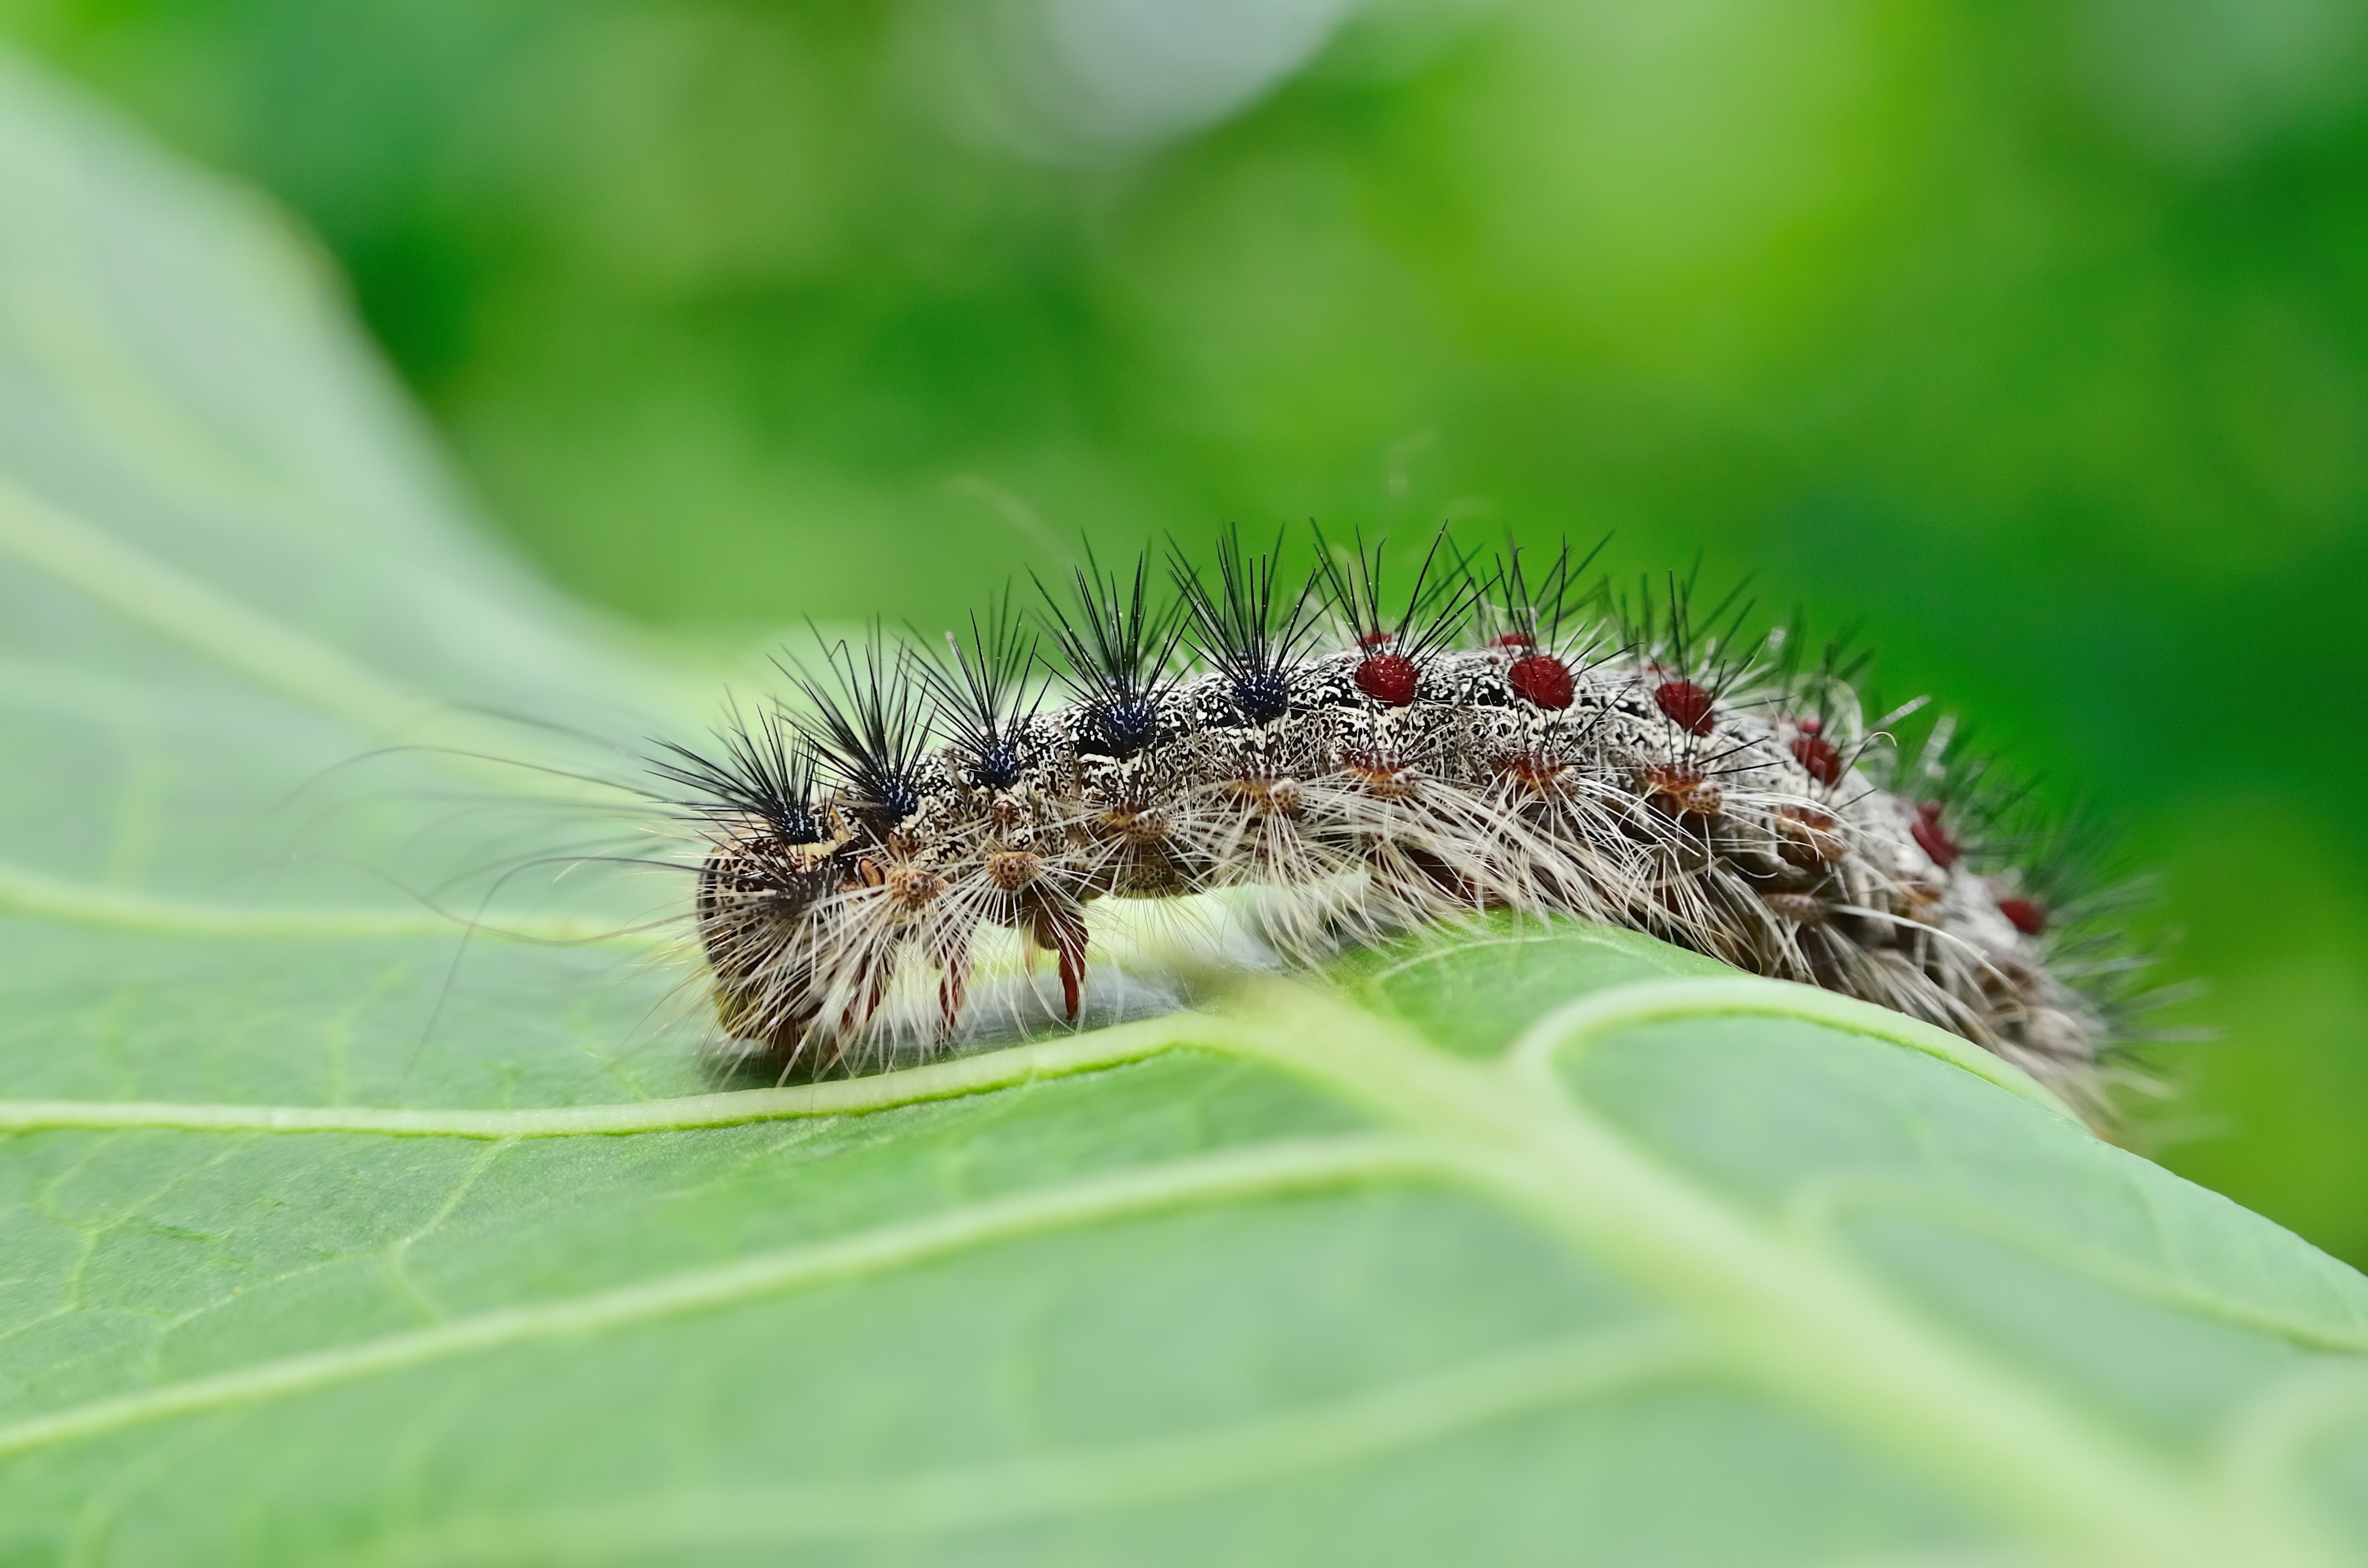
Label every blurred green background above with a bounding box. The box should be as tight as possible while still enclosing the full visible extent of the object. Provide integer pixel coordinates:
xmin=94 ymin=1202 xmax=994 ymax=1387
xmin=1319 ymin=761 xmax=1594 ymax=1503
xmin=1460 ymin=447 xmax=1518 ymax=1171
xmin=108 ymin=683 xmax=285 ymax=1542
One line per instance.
xmin=4 ymin=0 xmax=2362 ymax=1257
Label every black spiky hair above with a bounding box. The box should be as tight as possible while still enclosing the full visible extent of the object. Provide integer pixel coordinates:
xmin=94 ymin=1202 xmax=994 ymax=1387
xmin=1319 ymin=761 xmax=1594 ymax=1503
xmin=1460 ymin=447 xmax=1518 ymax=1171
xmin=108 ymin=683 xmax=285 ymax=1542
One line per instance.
xmin=1481 ymin=535 xmax=1613 ymax=653
xmin=647 ymin=699 xmax=824 ymax=845
xmin=1768 ymin=614 xmax=1875 ymax=724
xmin=1761 ymin=614 xmax=1879 ymax=790
xmin=1170 ymin=527 xmax=1324 ymax=726
xmin=1997 ymin=800 xmax=2172 ymax=1035
xmin=1033 ymin=546 xmax=1188 ymax=760
xmin=1874 ymin=703 xmax=2025 ymax=829
xmin=1310 ymin=523 xmax=1479 ymax=661
xmin=914 ymin=589 xmax=1041 ymax=791
xmin=779 ymin=626 xmax=931 ymax=824
xmin=1610 ymin=562 xmax=1760 ymax=693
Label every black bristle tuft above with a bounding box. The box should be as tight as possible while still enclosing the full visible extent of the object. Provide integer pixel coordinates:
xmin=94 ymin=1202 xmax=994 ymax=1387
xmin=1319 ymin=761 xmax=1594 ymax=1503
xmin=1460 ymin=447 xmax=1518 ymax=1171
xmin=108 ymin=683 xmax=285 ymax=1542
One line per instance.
xmin=1767 ymin=614 xmax=1877 ymax=783
xmin=1311 ymin=523 xmax=1479 ymax=661
xmin=1034 ymin=547 xmax=1187 ymax=760
xmin=1484 ymin=536 xmax=1612 ymax=652
xmin=1172 ymin=527 xmax=1321 ymax=727
xmin=780 ymin=627 xmax=931 ymax=824
xmin=1769 ymin=615 xmax=1874 ymax=720
xmin=1610 ymin=563 xmax=1760 ymax=693
xmin=916 ymin=589 xmax=1040 ymax=791
xmin=647 ymin=701 xmax=824 ymax=845
xmin=1878 ymin=705 xmax=2023 ymax=831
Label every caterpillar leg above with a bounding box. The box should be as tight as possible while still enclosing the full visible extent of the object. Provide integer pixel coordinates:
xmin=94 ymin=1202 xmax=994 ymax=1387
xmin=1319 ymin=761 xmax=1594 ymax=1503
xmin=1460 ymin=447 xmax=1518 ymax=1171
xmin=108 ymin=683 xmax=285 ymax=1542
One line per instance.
xmin=1028 ymin=900 xmax=1091 ymax=1021
xmin=835 ymin=948 xmax=897 ymax=1041
xmin=937 ymin=932 xmax=971 ymax=1036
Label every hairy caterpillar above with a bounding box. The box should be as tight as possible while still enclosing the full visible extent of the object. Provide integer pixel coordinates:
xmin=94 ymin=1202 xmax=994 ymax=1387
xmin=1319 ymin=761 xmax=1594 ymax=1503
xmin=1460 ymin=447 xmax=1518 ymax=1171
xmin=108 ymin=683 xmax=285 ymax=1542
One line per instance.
xmin=647 ymin=533 xmax=2145 ymax=1114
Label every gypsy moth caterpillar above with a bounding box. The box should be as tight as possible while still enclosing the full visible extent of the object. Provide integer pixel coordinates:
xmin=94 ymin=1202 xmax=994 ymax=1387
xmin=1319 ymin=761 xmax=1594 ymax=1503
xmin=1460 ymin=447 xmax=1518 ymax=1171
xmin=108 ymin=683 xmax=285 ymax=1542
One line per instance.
xmin=650 ymin=531 xmax=2148 ymax=1114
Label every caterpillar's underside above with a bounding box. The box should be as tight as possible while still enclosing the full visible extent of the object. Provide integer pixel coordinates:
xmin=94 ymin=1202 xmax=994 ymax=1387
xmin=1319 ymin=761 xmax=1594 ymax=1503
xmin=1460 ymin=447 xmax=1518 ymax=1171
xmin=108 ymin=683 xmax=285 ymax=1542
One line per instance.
xmin=660 ymin=542 xmax=2133 ymax=1113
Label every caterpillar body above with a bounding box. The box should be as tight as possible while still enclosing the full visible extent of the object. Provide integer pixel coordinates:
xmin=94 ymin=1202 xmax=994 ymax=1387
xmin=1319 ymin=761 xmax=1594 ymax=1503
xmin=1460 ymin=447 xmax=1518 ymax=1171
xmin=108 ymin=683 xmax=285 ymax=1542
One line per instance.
xmin=653 ymin=536 xmax=2137 ymax=1114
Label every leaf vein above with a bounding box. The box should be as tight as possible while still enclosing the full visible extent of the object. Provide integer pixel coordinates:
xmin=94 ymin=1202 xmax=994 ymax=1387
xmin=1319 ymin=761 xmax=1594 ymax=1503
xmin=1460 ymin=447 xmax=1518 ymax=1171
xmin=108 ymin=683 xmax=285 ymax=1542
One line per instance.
xmin=0 ymin=1134 xmax=1439 ymax=1462
xmin=331 ymin=1322 xmax=1706 ymax=1562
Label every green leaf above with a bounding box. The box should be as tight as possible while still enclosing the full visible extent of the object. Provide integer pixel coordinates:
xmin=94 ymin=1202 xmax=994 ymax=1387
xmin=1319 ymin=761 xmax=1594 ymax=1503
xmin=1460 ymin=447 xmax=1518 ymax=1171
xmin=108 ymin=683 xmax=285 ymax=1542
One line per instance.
xmin=1 ymin=49 xmax=2365 ymax=1568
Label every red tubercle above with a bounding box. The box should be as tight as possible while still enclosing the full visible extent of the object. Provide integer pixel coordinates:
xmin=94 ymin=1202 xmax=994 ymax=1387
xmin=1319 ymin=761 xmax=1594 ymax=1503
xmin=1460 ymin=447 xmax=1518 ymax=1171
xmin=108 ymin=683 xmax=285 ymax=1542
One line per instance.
xmin=1492 ymin=630 xmax=1535 ymax=649
xmin=1507 ymin=653 xmax=1574 ymax=710
xmin=1791 ymin=734 xmax=1843 ymax=787
xmin=1911 ymin=801 xmax=1960 ymax=870
xmin=1997 ymin=897 xmax=2047 ymax=937
xmin=1653 ymin=680 xmax=1716 ymax=737
xmin=1355 ymin=651 xmax=1420 ymax=707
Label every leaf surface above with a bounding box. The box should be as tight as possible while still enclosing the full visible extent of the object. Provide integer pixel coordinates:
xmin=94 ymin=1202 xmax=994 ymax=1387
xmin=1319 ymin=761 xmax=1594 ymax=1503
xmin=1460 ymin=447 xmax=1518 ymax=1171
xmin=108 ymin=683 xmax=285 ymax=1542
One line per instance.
xmin=1 ymin=51 xmax=2366 ymax=1568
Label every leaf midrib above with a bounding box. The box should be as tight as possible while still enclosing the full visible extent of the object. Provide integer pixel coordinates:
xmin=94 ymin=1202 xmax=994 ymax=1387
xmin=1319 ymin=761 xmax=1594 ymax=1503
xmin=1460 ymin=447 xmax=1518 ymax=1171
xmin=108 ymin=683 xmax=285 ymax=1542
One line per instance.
xmin=1233 ymin=987 xmax=2343 ymax=1568
xmin=0 ymin=978 xmax=2068 ymax=1136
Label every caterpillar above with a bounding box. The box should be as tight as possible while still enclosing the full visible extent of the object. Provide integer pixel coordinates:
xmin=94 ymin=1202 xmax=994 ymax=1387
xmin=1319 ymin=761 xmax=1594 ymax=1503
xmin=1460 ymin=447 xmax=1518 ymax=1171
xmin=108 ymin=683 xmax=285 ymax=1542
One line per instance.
xmin=646 ymin=532 xmax=2146 ymax=1115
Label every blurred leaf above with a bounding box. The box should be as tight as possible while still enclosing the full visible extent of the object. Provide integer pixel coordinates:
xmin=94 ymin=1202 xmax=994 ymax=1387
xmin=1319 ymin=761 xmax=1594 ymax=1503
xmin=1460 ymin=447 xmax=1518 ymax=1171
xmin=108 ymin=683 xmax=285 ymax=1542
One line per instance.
xmin=4 ymin=53 xmax=2368 ymax=1565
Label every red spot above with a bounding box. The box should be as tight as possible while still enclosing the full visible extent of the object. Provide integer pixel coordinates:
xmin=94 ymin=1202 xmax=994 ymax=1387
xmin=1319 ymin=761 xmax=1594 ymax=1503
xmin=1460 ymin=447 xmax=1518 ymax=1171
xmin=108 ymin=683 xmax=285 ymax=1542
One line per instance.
xmin=1492 ymin=630 xmax=1534 ymax=649
xmin=1797 ymin=716 xmax=1823 ymax=736
xmin=1358 ymin=629 xmax=1395 ymax=648
xmin=1507 ymin=654 xmax=1574 ymax=710
xmin=1998 ymin=897 xmax=2047 ymax=937
xmin=1911 ymin=804 xmax=1960 ymax=870
xmin=1654 ymin=680 xmax=1715 ymax=736
xmin=1792 ymin=734 xmax=1843 ymax=787
xmin=1355 ymin=652 xmax=1419 ymax=707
